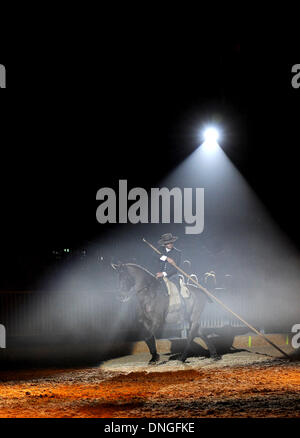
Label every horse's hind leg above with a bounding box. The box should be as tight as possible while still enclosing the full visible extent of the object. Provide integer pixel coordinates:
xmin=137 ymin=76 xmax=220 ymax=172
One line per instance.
xmin=180 ymin=322 xmax=199 ymax=363
xmin=145 ymin=333 xmax=160 ymax=364
xmin=200 ymin=330 xmax=222 ymax=361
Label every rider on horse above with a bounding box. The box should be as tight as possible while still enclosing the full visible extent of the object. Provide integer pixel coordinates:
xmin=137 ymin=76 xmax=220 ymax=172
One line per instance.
xmin=155 ymin=233 xmax=181 ymax=292
xmin=155 ymin=232 xmax=189 ymax=335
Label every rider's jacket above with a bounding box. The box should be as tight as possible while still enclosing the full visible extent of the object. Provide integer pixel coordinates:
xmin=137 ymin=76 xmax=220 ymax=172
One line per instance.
xmin=159 ymin=247 xmax=181 ymax=279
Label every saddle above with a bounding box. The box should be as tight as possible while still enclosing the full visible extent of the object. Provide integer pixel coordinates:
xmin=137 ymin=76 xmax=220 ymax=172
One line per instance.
xmin=179 ymin=275 xmax=191 ymax=298
xmin=163 ymin=277 xmax=191 ymax=312
xmin=163 ymin=277 xmax=191 ymax=335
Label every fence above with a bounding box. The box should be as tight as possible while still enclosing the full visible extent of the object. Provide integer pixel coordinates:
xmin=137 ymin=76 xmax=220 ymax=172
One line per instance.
xmin=0 ymin=287 xmax=265 ymax=341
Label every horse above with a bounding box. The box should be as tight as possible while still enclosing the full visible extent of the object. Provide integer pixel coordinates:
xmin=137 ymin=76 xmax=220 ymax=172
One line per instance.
xmin=111 ymin=263 xmax=221 ymax=364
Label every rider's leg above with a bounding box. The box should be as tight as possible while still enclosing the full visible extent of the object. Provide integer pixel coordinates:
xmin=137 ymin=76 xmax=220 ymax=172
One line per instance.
xmin=170 ymin=275 xmax=189 ymax=336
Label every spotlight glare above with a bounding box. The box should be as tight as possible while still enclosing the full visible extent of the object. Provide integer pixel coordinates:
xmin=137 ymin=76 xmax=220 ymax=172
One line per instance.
xmin=201 ymin=139 xmax=219 ymax=153
xmin=204 ymin=127 xmax=220 ymax=142
xmin=200 ymin=126 xmax=221 ymax=153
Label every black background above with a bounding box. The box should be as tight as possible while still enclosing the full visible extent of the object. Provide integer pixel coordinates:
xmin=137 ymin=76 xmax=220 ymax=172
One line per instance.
xmin=0 ymin=18 xmax=300 ymax=431
xmin=0 ymin=34 xmax=299 ymax=288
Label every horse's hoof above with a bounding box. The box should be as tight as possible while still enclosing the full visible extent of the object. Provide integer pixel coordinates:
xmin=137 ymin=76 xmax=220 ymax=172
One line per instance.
xmin=148 ymin=354 xmax=160 ymax=364
xmin=180 ymin=355 xmax=187 ymax=363
xmin=211 ymin=353 xmax=222 ymax=361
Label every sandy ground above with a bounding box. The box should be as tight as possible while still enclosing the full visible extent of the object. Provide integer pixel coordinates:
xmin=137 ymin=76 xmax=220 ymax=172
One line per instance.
xmin=0 ymin=345 xmax=299 ymax=418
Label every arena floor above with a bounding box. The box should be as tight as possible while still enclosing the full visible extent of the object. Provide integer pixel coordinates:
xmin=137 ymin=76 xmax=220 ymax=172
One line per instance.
xmin=0 ymin=343 xmax=299 ymax=418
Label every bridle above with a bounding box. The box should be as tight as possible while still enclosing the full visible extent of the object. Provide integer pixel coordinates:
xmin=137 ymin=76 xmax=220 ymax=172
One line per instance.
xmin=117 ymin=263 xmax=157 ymax=302
xmin=121 ymin=272 xmax=156 ymax=301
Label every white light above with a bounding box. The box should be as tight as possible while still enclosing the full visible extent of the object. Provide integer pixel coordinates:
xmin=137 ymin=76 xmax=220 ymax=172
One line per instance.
xmin=204 ymin=127 xmax=220 ymax=142
xmin=201 ymin=140 xmax=219 ymax=153
xmin=201 ymin=126 xmax=220 ymax=153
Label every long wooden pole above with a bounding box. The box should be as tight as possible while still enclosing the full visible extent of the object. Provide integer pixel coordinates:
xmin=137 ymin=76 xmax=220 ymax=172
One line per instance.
xmin=142 ymin=238 xmax=290 ymax=359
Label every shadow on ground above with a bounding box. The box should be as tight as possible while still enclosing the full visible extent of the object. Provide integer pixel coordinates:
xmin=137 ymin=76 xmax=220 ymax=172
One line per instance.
xmin=290 ymin=348 xmax=300 ymax=362
xmin=166 ymin=338 xmax=250 ymax=361
xmin=0 ymin=335 xmax=134 ymax=370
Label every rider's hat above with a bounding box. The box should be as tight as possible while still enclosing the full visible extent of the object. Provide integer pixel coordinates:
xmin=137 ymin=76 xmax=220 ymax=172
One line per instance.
xmin=157 ymin=233 xmax=178 ymax=246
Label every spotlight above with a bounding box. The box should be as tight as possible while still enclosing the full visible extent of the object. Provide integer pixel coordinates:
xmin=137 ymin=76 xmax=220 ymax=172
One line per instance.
xmin=203 ymin=127 xmax=220 ymax=143
xmin=201 ymin=126 xmax=221 ymax=153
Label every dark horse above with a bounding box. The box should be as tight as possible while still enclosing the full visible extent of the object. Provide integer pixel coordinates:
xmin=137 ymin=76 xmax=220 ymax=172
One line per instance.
xmin=112 ymin=263 xmax=221 ymax=364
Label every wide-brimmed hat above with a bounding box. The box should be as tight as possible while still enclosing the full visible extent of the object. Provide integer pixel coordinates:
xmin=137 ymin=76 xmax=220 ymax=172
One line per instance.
xmin=158 ymin=233 xmax=178 ymax=246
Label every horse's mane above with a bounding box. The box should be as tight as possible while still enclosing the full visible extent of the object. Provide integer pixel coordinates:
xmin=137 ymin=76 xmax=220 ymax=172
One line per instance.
xmin=124 ymin=263 xmax=156 ymax=278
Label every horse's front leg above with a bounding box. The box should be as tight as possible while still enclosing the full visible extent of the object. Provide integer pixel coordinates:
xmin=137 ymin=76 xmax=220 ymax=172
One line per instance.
xmin=142 ymin=319 xmax=160 ymax=364
xmin=145 ymin=333 xmax=160 ymax=364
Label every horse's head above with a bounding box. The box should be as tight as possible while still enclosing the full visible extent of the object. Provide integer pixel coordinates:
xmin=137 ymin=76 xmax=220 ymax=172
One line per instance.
xmin=111 ymin=263 xmax=136 ymax=302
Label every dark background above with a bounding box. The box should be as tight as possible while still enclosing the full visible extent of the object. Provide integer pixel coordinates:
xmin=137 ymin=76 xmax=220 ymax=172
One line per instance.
xmin=0 ymin=37 xmax=299 ymax=289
